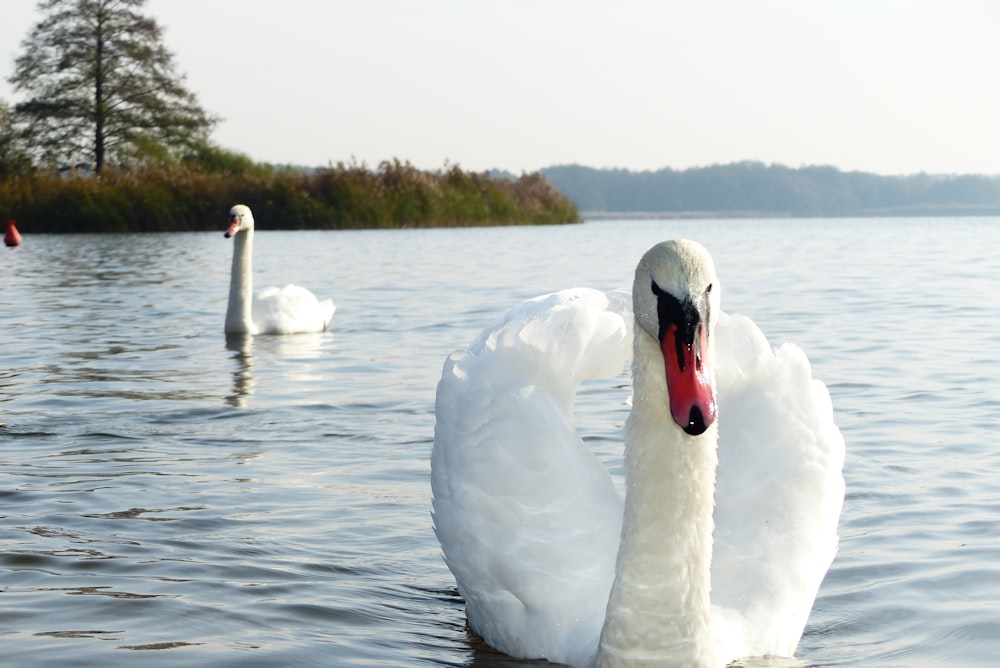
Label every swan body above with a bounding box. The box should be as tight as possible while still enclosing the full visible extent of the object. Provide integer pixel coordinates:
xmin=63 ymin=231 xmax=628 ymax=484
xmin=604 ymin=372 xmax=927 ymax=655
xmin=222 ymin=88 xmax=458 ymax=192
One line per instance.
xmin=431 ymin=240 xmax=845 ymax=667
xmin=224 ymin=204 xmax=335 ymax=335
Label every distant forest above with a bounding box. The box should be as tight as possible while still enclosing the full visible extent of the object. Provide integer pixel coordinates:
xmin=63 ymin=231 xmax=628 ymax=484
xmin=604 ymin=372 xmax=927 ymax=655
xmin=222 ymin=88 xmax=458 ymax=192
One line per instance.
xmin=540 ymin=162 xmax=1000 ymax=217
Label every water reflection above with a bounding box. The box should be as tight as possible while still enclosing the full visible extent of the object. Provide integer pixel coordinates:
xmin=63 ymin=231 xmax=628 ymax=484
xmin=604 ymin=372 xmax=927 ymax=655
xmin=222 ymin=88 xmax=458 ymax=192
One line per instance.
xmin=225 ymin=334 xmax=255 ymax=407
xmin=462 ymin=638 xmax=808 ymax=668
xmin=224 ymin=331 xmax=332 ymax=408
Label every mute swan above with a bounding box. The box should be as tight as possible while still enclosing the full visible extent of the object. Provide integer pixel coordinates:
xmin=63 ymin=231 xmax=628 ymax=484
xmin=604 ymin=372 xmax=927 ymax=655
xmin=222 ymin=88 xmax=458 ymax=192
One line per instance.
xmin=431 ymin=240 xmax=845 ymax=667
xmin=224 ymin=204 xmax=335 ymax=335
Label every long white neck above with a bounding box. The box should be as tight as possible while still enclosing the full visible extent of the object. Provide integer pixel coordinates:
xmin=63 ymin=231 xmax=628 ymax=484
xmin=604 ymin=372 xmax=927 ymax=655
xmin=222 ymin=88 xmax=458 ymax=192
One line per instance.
xmin=595 ymin=326 xmax=719 ymax=668
xmin=225 ymin=229 xmax=257 ymax=335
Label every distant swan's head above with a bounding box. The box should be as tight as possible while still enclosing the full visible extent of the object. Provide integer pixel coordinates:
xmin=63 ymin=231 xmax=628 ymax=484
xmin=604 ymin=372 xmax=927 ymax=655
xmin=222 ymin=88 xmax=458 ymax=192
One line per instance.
xmin=632 ymin=240 xmax=720 ymax=435
xmin=225 ymin=204 xmax=255 ymax=238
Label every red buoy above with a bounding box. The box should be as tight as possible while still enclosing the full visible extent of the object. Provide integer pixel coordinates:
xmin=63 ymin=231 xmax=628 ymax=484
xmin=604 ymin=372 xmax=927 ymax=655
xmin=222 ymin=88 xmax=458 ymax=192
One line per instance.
xmin=5 ymin=219 xmax=21 ymax=247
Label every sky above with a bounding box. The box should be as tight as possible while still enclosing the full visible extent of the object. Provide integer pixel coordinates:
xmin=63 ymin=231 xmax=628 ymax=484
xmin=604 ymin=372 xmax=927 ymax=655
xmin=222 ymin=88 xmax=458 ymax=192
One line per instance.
xmin=1 ymin=0 xmax=999 ymax=176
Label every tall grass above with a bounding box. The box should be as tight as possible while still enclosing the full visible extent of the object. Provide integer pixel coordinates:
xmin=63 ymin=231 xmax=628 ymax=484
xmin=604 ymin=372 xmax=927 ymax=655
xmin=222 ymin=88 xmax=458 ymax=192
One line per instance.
xmin=0 ymin=159 xmax=580 ymax=233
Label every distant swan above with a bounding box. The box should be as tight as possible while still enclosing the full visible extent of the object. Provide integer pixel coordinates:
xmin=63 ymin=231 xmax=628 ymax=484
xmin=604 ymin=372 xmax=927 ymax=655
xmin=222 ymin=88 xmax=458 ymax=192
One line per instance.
xmin=431 ymin=239 xmax=845 ymax=667
xmin=224 ymin=204 xmax=335 ymax=335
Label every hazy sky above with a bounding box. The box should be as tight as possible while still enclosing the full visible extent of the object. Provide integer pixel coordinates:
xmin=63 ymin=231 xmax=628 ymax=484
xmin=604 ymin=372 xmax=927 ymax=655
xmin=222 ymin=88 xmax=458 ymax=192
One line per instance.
xmin=2 ymin=0 xmax=999 ymax=175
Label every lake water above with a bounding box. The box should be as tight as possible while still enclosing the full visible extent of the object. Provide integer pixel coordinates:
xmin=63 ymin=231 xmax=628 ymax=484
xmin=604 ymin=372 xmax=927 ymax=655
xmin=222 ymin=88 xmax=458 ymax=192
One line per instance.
xmin=1 ymin=217 xmax=998 ymax=667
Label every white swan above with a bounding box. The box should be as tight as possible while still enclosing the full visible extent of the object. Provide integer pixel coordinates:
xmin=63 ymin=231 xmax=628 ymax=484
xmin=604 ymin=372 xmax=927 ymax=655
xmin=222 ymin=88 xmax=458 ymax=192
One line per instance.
xmin=224 ymin=204 xmax=335 ymax=335
xmin=431 ymin=239 xmax=845 ymax=667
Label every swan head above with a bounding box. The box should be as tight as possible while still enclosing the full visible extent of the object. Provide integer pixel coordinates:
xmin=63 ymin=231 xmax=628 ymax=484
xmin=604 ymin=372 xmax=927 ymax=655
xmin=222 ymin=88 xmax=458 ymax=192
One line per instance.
xmin=225 ymin=204 xmax=255 ymax=238
xmin=632 ymin=240 xmax=720 ymax=436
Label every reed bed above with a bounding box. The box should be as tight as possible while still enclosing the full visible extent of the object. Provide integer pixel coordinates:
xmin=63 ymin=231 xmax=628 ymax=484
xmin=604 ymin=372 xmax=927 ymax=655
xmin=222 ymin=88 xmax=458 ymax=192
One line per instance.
xmin=0 ymin=159 xmax=579 ymax=233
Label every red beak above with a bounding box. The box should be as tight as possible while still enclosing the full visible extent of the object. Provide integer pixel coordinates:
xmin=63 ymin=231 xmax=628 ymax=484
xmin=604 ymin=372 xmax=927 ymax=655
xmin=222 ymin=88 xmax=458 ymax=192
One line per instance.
xmin=662 ymin=321 xmax=716 ymax=435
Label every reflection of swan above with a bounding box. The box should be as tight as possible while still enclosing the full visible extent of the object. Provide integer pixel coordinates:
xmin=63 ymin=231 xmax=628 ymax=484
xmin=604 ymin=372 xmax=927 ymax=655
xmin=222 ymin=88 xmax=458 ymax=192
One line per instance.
xmin=431 ymin=240 xmax=845 ymax=667
xmin=225 ymin=334 xmax=256 ymax=407
xmin=224 ymin=204 xmax=335 ymax=335
xmin=224 ymin=331 xmax=329 ymax=408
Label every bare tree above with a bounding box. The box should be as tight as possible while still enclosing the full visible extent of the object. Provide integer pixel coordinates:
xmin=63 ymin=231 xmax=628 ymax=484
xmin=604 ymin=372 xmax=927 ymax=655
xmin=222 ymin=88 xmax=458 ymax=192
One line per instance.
xmin=8 ymin=0 xmax=217 ymax=173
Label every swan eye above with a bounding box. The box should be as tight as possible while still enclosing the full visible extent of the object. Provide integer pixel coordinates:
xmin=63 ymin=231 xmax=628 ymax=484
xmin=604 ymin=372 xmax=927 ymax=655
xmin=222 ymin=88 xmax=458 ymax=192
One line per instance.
xmin=706 ymin=283 xmax=712 ymax=293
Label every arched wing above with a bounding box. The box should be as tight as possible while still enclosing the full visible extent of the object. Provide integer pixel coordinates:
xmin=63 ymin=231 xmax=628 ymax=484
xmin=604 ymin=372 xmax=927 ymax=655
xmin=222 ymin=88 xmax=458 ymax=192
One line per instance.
xmin=711 ymin=312 xmax=846 ymax=659
xmin=431 ymin=288 xmax=630 ymax=666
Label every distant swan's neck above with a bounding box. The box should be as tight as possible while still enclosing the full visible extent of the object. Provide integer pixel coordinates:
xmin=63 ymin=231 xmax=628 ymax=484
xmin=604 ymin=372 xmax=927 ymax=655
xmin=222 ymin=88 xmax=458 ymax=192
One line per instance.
xmin=226 ymin=229 xmax=257 ymax=335
xmin=596 ymin=327 xmax=719 ymax=668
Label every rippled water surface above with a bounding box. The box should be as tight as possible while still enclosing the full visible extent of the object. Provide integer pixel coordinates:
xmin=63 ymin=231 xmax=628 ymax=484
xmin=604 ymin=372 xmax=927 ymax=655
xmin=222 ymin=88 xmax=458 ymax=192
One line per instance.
xmin=2 ymin=218 xmax=999 ymax=666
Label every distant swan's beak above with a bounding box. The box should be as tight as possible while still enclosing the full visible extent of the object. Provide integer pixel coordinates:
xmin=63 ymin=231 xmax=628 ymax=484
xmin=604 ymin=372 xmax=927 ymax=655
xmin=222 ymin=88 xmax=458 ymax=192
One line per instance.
xmin=225 ymin=221 xmax=240 ymax=238
xmin=662 ymin=321 xmax=716 ymax=435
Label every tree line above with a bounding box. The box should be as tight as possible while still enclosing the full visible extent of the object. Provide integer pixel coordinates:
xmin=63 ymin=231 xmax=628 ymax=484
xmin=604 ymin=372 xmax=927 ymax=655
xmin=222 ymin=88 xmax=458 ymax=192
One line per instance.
xmin=541 ymin=162 xmax=1000 ymax=217
xmin=0 ymin=0 xmax=578 ymax=232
